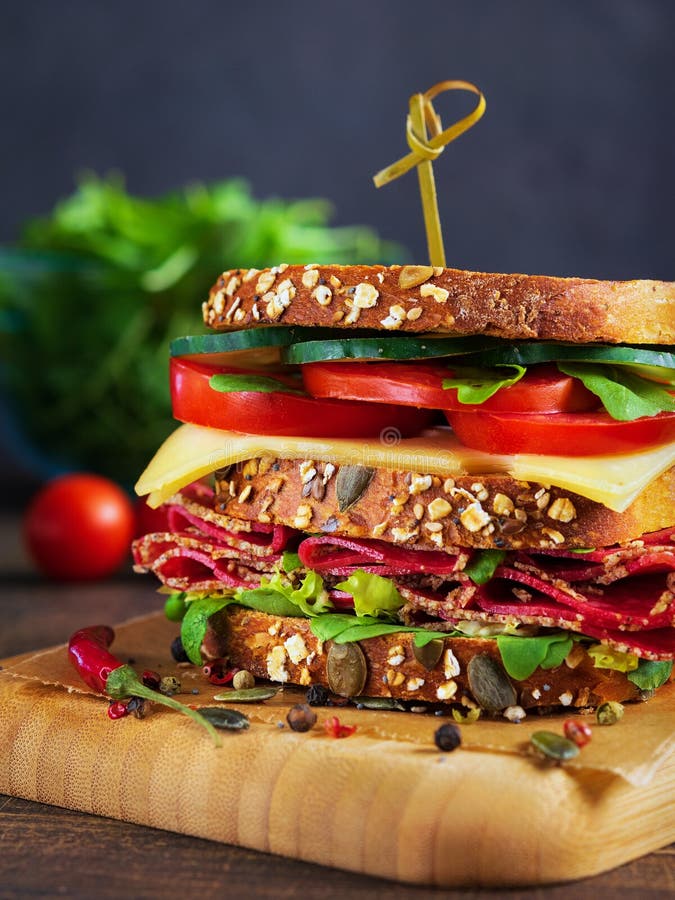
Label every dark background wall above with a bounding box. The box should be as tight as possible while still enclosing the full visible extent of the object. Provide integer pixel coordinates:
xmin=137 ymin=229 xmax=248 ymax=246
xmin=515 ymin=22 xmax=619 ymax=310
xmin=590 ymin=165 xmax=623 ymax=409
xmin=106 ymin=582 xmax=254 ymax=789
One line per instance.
xmin=2 ymin=0 xmax=674 ymax=503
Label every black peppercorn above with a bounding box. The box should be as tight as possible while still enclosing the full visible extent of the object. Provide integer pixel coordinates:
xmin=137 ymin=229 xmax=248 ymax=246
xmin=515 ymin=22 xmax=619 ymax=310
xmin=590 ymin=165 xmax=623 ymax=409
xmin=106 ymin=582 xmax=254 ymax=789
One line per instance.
xmin=305 ymin=684 xmax=330 ymax=706
xmin=286 ymin=703 xmax=317 ymax=733
xmin=434 ymin=722 xmax=461 ymax=752
xmin=170 ymin=636 xmax=190 ymax=663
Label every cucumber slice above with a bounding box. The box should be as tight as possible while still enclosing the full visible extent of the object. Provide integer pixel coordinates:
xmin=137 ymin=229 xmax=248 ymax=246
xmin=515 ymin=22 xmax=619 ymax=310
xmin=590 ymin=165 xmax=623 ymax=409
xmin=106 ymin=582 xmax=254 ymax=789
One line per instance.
xmin=170 ymin=327 xmax=325 ymax=367
xmin=472 ymin=342 xmax=675 ymax=371
xmin=283 ymin=334 xmax=500 ymax=364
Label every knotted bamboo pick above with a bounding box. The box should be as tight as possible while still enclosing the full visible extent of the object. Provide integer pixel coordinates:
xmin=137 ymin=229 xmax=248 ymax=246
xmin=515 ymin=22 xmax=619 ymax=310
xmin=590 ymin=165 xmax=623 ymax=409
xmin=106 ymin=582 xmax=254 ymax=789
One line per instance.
xmin=373 ymin=80 xmax=486 ymax=268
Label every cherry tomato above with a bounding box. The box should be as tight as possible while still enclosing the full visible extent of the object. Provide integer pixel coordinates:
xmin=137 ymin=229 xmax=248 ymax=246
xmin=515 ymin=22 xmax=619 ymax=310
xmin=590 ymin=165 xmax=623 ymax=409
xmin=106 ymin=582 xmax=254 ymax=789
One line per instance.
xmin=301 ymin=361 xmax=599 ymax=414
xmin=170 ymin=357 xmax=433 ymax=438
xmin=445 ymin=408 xmax=675 ymax=456
xmin=24 ymin=474 xmax=135 ymax=580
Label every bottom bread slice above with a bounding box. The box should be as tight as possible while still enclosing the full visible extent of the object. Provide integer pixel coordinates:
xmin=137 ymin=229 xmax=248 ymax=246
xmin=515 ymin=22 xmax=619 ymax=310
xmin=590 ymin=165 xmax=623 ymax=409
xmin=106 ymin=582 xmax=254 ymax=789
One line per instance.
xmin=208 ymin=607 xmax=645 ymax=711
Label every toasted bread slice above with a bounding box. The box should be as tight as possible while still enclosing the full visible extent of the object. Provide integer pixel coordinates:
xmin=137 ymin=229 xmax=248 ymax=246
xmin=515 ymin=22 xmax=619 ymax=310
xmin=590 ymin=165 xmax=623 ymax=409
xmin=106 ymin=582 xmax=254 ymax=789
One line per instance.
xmin=215 ymin=458 xmax=675 ymax=552
xmin=205 ymin=607 xmax=646 ymax=711
xmin=203 ymin=265 xmax=675 ymax=344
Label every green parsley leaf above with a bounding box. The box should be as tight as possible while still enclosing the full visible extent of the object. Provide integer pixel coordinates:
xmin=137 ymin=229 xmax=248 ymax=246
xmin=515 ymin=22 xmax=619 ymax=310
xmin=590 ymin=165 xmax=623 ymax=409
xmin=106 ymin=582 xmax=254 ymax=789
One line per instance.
xmin=442 ymin=364 xmax=526 ymax=404
xmin=0 ymin=175 xmax=400 ymax=484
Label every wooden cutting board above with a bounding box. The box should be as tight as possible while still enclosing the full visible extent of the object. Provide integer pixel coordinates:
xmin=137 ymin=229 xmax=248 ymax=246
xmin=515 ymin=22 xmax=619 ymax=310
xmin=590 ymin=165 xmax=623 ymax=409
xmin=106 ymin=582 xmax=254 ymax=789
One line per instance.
xmin=1 ymin=613 xmax=674 ymax=888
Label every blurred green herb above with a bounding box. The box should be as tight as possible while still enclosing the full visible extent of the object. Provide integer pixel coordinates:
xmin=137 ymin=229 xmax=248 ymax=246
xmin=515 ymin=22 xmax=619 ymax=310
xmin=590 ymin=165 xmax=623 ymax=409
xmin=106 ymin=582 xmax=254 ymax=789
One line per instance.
xmin=0 ymin=174 xmax=402 ymax=484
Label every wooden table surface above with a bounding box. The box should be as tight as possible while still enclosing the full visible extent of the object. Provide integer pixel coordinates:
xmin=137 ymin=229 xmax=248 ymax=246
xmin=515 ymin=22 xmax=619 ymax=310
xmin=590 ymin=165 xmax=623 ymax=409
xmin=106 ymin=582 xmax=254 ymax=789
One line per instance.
xmin=1 ymin=515 xmax=673 ymax=899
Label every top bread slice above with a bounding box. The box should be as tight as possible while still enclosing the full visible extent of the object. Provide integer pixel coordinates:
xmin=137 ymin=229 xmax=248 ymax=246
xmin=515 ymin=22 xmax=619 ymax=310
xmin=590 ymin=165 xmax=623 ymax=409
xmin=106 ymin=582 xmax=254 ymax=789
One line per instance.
xmin=203 ymin=265 xmax=675 ymax=345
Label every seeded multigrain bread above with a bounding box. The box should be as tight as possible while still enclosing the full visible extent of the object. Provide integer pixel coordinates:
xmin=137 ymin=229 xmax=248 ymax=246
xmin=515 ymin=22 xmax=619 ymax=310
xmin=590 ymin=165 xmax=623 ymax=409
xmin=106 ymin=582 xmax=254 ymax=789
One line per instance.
xmin=214 ymin=458 xmax=675 ymax=552
xmin=203 ymin=264 xmax=675 ymax=344
xmin=204 ymin=606 xmax=644 ymax=710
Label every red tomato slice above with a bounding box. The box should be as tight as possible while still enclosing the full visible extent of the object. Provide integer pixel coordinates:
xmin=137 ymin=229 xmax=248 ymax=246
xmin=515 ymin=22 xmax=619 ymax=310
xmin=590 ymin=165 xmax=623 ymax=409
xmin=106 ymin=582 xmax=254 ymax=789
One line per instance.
xmin=302 ymin=361 xmax=599 ymax=414
xmin=170 ymin=357 xmax=433 ymax=438
xmin=446 ymin=408 xmax=675 ymax=456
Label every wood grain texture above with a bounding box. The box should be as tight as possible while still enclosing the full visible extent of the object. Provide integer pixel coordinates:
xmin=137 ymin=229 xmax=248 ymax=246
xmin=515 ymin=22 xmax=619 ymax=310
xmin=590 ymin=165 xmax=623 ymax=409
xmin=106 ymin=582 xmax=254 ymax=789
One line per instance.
xmin=1 ymin=665 xmax=674 ymax=887
xmin=1 ymin=518 xmax=673 ymax=894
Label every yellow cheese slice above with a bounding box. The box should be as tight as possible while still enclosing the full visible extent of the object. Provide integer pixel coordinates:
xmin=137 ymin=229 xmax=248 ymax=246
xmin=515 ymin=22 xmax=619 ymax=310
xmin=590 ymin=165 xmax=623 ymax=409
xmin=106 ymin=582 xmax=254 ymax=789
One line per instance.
xmin=135 ymin=423 xmax=674 ymax=513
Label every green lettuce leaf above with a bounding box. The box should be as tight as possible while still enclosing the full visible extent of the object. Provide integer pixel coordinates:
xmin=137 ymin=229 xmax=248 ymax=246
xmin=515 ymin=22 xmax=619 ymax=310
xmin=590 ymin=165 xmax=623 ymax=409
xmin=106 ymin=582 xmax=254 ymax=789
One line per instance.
xmin=309 ymin=613 xmax=457 ymax=646
xmin=282 ymin=551 xmax=302 ymax=573
xmin=180 ymin=574 xmax=328 ymax=664
xmin=209 ymin=373 xmax=303 ymax=395
xmin=180 ymin=596 xmax=232 ymax=665
xmin=334 ymin=569 xmax=404 ymax=618
xmin=245 ymin=570 xmax=332 ymax=617
xmin=442 ymin=364 xmax=526 ymax=404
xmin=557 ymin=362 xmax=675 ymax=421
xmin=627 ymin=659 xmax=673 ymax=691
xmin=587 ymin=645 xmax=638 ymax=672
xmin=232 ymin=588 xmax=304 ymax=618
xmin=463 ymin=550 xmax=506 ymax=585
xmin=496 ymin=632 xmax=573 ymax=680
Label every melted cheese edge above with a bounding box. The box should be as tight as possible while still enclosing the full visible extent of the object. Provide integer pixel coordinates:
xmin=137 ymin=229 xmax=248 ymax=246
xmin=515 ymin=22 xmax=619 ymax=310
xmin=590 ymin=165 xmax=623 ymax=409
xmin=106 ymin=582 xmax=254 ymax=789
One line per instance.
xmin=135 ymin=424 xmax=675 ymax=513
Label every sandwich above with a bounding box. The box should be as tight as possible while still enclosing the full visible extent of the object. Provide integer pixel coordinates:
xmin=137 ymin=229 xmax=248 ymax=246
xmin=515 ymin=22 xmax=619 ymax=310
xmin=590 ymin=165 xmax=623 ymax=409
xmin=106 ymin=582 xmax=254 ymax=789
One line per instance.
xmin=133 ymin=264 xmax=675 ymax=716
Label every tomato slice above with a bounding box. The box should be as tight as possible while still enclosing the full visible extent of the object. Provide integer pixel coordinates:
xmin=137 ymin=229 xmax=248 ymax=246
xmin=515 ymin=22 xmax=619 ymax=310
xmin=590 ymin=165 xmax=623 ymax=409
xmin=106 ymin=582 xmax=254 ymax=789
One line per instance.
xmin=170 ymin=357 xmax=433 ymax=438
xmin=446 ymin=408 xmax=675 ymax=456
xmin=302 ymin=361 xmax=599 ymax=414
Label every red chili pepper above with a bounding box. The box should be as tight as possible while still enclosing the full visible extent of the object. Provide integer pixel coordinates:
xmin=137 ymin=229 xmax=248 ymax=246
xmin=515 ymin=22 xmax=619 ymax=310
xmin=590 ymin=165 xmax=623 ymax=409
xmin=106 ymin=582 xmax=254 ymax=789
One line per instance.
xmin=323 ymin=715 xmax=357 ymax=739
xmin=67 ymin=625 xmax=221 ymax=746
xmin=108 ymin=700 xmax=130 ymax=720
xmin=563 ymin=718 xmax=593 ymax=748
xmin=203 ymin=660 xmax=236 ymax=686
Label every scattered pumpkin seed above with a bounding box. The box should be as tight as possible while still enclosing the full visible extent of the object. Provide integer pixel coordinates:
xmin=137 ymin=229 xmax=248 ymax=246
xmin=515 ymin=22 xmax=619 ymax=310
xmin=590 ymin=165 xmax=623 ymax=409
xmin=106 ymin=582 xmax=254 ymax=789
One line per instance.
xmin=326 ymin=641 xmax=368 ymax=697
xmin=213 ymin=686 xmax=280 ymax=703
xmin=530 ymin=730 xmax=580 ymax=762
xmin=596 ymin=700 xmax=624 ymax=725
xmin=353 ymin=696 xmax=406 ymax=711
xmin=413 ymin=639 xmax=444 ymax=670
xmin=467 ymin=654 xmax=517 ymax=711
xmin=198 ymin=707 xmax=250 ymax=730
xmin=335 ymin=465 xmax=375 ymax=512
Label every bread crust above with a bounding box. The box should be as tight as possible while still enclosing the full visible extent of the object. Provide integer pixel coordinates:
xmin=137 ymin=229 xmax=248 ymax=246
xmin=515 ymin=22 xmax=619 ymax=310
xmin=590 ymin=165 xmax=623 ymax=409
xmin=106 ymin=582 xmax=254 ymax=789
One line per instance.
xmin=215 ymin=458 xmax=675 ymax=552
xmin=203 ymin=265 xmax=675 ymax=344
xmin=209 ymin=607 xmax=643 ymax=710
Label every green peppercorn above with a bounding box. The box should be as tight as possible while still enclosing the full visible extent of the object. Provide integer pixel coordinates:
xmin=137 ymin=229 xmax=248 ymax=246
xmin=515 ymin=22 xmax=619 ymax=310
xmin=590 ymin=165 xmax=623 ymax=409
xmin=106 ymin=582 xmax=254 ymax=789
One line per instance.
xmin=159 ymin=675 xmax=182 ymax=696
xmin=164 ymin=594 xmax=187 ymax=622
xmin=596 ymin=701 xmax=624 ymax=725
